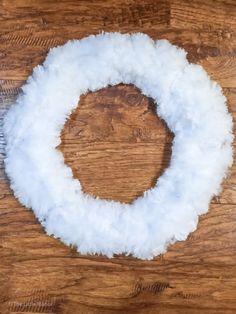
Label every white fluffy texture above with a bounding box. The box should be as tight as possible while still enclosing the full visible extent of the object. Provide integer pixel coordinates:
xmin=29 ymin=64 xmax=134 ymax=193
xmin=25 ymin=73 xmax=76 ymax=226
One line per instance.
xmin=4 ymin=33 xmax=233 ymax=259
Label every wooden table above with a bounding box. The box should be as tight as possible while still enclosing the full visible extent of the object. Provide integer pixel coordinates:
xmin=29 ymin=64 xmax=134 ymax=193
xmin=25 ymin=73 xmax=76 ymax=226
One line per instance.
xmin=0 ymin=0 xmax=236 ymax=313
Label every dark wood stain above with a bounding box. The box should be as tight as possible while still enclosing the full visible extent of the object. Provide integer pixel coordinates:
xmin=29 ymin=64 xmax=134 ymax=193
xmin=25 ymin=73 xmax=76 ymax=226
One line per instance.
xmin=0 ymin=0 xmax=236 ymax=313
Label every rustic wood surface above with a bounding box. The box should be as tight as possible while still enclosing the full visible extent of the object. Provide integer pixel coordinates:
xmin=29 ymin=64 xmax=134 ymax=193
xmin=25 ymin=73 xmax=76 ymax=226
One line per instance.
xmin=0 ymin=0 xmax=236 ymax=313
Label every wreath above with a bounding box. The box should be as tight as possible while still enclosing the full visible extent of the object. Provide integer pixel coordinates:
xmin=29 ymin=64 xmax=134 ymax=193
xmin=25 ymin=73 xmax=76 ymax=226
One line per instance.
xmin=4 ymin=33 xmax=233 ymax=259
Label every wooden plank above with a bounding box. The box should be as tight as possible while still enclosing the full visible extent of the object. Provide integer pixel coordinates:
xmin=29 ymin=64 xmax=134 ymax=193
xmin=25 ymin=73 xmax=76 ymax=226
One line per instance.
xmin=171 ymin=0 xmax=236 ymax=30
xmin=0 ymin=0 xmax=236 ymax=313
xmin=0 ymin=0 xmax=170 ymax=36
xmin=0 ymin=203 xmax=235 ymax=313
xmin=199 ymin=56 xmax=236 ymax=88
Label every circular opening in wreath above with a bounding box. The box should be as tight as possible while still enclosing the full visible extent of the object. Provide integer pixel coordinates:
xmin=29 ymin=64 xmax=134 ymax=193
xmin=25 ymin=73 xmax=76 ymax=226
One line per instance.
xmin=58 ymin=84 xmax=173 ymax=204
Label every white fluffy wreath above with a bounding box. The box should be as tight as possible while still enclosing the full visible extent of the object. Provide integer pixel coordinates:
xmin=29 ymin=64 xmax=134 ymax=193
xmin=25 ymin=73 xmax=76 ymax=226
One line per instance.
xmin=4 ymin=33 xmax=233 ymax=259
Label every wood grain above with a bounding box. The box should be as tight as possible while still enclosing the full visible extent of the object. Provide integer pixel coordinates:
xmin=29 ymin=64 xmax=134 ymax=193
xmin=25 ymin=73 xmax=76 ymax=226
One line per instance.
xmin=0 ymin=0 xmax=236 ymax=313
xmin=59 ymin=84 xmax=173 ymax=203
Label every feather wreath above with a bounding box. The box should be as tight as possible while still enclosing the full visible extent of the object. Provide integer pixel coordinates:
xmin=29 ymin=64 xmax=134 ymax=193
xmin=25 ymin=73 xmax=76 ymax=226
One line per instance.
xmin=4 ymin=33 xmax=233 ymax=259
